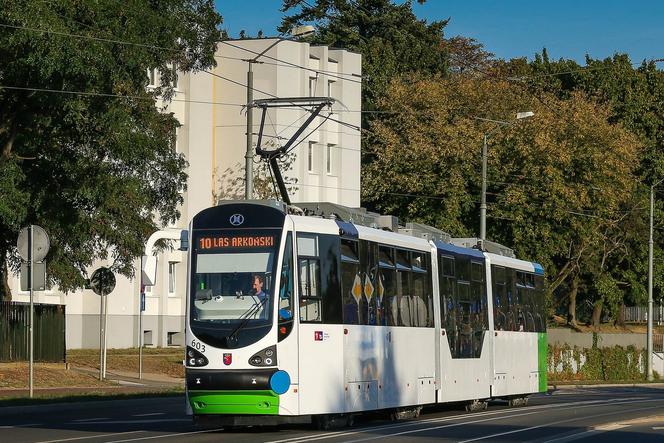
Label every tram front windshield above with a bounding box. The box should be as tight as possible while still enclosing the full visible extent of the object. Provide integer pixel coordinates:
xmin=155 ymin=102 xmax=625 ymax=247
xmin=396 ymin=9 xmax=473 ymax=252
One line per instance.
xmin=190 ymin=229 xmax=281 ymax=348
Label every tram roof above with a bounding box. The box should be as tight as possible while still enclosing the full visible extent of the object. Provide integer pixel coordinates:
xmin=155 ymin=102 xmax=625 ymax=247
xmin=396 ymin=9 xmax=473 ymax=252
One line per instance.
xmin=434 ymin=240 xmax=485 ymax=259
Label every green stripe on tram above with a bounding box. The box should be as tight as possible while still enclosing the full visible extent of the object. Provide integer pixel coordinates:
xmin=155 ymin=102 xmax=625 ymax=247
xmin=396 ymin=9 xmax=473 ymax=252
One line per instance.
xmin=538 ymin=332 xmax=548 ymax=392
xmin=189 ymin=390 xmax=280 ymax=415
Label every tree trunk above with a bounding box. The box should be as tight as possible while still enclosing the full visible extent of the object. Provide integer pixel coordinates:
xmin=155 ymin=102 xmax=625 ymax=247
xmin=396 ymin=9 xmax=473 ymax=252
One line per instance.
xmin=591 ymin=300 xmax=603 ymax=329
xmin=616 ymin=304 xmax=626 ymax=327
xmin=0 ymin=250 xmax=12 ymax=301
xmin=567 ymin=274 xmax=578 ymax=326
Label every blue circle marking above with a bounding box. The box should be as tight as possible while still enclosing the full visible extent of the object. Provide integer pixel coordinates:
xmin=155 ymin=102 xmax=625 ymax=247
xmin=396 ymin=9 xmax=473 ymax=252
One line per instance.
xmin=270 ymin=370 xmax=291 ymax=395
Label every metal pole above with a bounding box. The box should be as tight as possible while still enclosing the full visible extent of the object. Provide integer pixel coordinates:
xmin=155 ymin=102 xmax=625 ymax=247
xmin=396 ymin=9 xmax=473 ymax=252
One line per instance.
xmin=28 ymin=225 xmax=34 ymax=398
xmin=99 ymin=287 xmax=104 ymax=380
xmin=139 ymin=290 xmax=143 ymax=380
xmin=103 ymin=289 xmax=109 ymax=379
xmin=479 ymin=134 xmax=488 ymax=249
xmin=245 ymin=62 xmax=254 ymax=200
xmin=647 ymin=185 xmax=655 ymax=381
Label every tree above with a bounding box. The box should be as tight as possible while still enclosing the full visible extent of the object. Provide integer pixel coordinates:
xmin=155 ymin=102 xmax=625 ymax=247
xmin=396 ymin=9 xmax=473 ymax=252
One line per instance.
xmin=280 ymin=0 xmax=448 ymax=109
xmin=0 ymin=1 xmax=222 ymax=299
xmin=501 ymin=52 xmax=664 ymax=323
xmin=363 ymin=75 xmax=642 ymax=321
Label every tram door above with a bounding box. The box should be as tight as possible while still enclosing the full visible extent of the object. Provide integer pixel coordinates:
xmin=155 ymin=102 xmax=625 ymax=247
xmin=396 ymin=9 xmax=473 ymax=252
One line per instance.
xmin=438 ymin=254 xmax=493 ymax=402
xmin=295 ymin=232 xmax=345 ymax=415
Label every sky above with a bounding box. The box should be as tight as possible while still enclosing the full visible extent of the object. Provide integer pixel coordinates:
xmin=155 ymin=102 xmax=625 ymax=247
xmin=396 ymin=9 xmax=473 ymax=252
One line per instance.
xmin=214 ymin=0 xmax=664 ymax=65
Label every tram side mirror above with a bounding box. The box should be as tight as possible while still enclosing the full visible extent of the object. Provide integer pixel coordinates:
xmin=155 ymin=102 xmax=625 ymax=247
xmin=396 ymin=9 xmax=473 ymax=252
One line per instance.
xmin=195 ymin=289 xmax=213 ymax=301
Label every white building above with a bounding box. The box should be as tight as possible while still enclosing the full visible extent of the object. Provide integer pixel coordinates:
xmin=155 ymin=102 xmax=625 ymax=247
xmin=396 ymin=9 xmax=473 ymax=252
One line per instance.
xmin=9 ymin=39 xmax=362 ymax=349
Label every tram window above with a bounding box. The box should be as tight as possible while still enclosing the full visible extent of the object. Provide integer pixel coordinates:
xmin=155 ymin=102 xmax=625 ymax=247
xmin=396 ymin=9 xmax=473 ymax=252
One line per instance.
xmin=278 ymin=233 xmax=294 ymax=341
xmin=471 ymin=262 xmax=484 ymax=282
xmin=395 ymin=249 xmax=412 ymax=326
xmin=341 ymin=239 xmax=361 ymax=324
xmin=456 ymin=257 xmax=470 ymax=282
xmin=297 ymin=233 xmax=342 ymax=324
xmin=379 ymin=247 xmax=395 ymax=268
xmin=359 ymin=241 xmax=379 ymax=326
xmin=381 ymin=266 xmax=398 ymax=326
xmin=376 ymin=246 xmax=397 ymax=326
xmin=441 ymin=256 xmax=455 ymax=277
xmin=535 ymin=274 xmax=546 ymax=332
xmin=299 ymin=258 xmax=321 ymax=322
xmin=412 ymin=268 xmax=426 ymax=327
xmin=492 ymin=266 xmax=507 ymax=331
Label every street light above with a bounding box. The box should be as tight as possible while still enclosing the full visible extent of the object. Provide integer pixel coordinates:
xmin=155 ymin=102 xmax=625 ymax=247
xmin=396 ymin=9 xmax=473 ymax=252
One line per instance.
xmin=243 ymin=26 xmax=315 ymax=200
xmin=647 ymin=178 xmax=663 ymax=381
xmin=475 ymin=111 xmax=534 ymax=249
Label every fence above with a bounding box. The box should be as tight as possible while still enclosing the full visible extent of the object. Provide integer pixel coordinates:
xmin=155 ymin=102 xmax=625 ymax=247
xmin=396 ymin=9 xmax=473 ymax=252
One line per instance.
xmin=0 ymin=301 xmax=65 ymax=362
xmin=622 ymin=306 xmax=664 ymax=324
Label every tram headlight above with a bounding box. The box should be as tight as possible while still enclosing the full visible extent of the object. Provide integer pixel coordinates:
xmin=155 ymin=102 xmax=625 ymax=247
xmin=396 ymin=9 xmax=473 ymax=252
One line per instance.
xmin=248 ymin=345 xmax=277 ymax=367
xmin=186 ymin=346 xmax=208 ymax=367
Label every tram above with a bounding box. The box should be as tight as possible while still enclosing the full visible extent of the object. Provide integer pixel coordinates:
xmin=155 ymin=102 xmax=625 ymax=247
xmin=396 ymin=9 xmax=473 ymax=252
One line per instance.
xmin=184 ymin=200 xmax=547 ymax=426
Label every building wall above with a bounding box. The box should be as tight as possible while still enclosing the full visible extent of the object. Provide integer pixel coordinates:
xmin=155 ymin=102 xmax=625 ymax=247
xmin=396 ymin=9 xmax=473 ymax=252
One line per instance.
xmin=214 ymin=38 xmax=362 ymax=206
xmin=9 ymin=39 xmax=362 ymax=349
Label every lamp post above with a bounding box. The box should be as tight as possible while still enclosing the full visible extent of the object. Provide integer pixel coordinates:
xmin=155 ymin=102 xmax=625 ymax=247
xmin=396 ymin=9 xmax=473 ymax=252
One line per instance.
xmin=242 ymin=26 xmax=315 ymax=200
xmin=476 ymin=112 xmax=534 ymax=249
xmin=647 ymin=178 xmax=663 ymax=381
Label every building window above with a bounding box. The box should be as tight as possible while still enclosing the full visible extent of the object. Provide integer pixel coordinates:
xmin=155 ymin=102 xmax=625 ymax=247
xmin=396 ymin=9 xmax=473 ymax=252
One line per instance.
xmin=147 ymin=68 xmax=157 ymax=87
xmin=171 ymin=63 xmax=179 ymax=89
xmin=327 ymin=79 xmax=335 ymax=98
xmin=168 ymin=262 xmax=177 ymax=296
xmin=326 ymin=143 xmax=335 ymax=175
xmin=309 ymin=76 xmax=317 ymax=96
xmin=167 ymin=332 xmax=181 ymax=346
xmin=308 ymin=141 xmax=315 ymax=173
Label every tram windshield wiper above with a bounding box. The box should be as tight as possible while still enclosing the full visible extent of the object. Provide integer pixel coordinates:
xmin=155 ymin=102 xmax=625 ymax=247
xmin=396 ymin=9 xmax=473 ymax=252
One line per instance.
xmin=226 ymin=296 xmax=269 ymax=347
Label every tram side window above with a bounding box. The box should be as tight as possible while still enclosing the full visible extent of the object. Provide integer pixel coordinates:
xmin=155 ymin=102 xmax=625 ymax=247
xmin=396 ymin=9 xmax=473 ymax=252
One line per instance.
xmin=359 ymin=241 xmax=379 ymax=325
xmin=341 ymin=239 xmax=361 ymax=325
xmin=439 ymin=255 xmax=456 ymax=334
xmin=379 ymin=246 xmax=397 ymax=326
xmin=534 ymin=274 xmax=546 ymax=332
xmin=396 ymin=249 xmax=412 ymax=327
xmin=492 ymin=266 xmax=507 ymax=330
xmin=297 ymin=233 xmax=342 ymax=324
xmin=470 ymin=261 xmax=488 ymax=347
xmin=411 ymin=252 xmax=432 ymax=327
xmin=506 ymin=268 xmax=517 ymax=331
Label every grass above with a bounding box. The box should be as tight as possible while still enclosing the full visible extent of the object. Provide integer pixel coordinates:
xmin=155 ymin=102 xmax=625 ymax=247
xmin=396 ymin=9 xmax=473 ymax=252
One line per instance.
xmin=67 ymin=347 xmax=185 ymax=378
xmin=0 ymin=348 xmax=184 ymax=394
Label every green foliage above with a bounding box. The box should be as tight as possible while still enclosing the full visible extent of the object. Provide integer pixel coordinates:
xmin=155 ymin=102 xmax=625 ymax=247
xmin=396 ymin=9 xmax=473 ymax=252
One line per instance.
xmin=548 ymin=344 xmax=647 ymax=382
xmin=0 ymin=1 xmax=222 ymax=297
xmin=363 ymin=75 xmax=642 ymax=314
xmin=280 ymin=0 xmax=448 ymax=109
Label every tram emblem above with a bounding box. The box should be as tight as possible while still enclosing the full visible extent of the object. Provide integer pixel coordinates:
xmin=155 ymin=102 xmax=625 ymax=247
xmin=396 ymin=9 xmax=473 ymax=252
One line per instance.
xmin=229 ymin=214 xmax=245 ymax=226
xmin=223 ymin=353 xmax=232 ymax=365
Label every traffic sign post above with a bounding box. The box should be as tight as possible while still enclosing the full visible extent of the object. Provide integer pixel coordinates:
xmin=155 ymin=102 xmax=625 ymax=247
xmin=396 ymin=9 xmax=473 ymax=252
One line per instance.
xmin=17 ymin=225 xmax=50 ymax=399
xmin=90 ymin=267 xmax=116 ymax=380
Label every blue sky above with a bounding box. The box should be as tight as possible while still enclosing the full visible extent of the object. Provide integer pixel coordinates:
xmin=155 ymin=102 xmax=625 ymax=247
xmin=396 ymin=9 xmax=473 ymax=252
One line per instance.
xmin=214 ymin=0 xmax=664 ymax=65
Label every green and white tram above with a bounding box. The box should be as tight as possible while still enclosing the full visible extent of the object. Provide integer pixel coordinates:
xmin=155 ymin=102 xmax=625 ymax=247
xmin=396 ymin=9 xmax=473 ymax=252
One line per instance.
xmin=184 ymin=200 xmax=547 ymax=426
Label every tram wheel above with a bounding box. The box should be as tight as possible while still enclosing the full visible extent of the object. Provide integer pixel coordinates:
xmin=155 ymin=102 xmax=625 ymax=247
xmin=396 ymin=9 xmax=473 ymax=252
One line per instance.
xmin=314 ymin=414 xmax=332 ymax=430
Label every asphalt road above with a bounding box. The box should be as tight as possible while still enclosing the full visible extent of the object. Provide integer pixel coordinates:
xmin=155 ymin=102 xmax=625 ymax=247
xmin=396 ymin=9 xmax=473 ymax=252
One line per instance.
xmin=0 ymin=386 xmax=663 ymax=442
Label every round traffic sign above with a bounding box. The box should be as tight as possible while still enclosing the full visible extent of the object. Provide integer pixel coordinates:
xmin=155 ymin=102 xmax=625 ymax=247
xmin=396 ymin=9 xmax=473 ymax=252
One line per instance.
xmin=17 ymin=225 xmax=50 ymax=262
xmin=90 ymin=267 xmax=116 ymax=296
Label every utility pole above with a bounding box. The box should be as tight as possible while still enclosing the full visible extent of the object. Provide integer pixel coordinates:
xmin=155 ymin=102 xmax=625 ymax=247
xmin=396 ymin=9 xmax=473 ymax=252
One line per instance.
xmin=245 ymin=62 xmax=254 ymax=199
xmin=647 ymin=179 xmax=663 ymax=381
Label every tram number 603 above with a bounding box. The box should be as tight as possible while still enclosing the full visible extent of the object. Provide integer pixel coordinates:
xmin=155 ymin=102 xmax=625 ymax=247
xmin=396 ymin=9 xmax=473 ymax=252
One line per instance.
xmin=191 ymin=339 xmax=206 ymax=353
